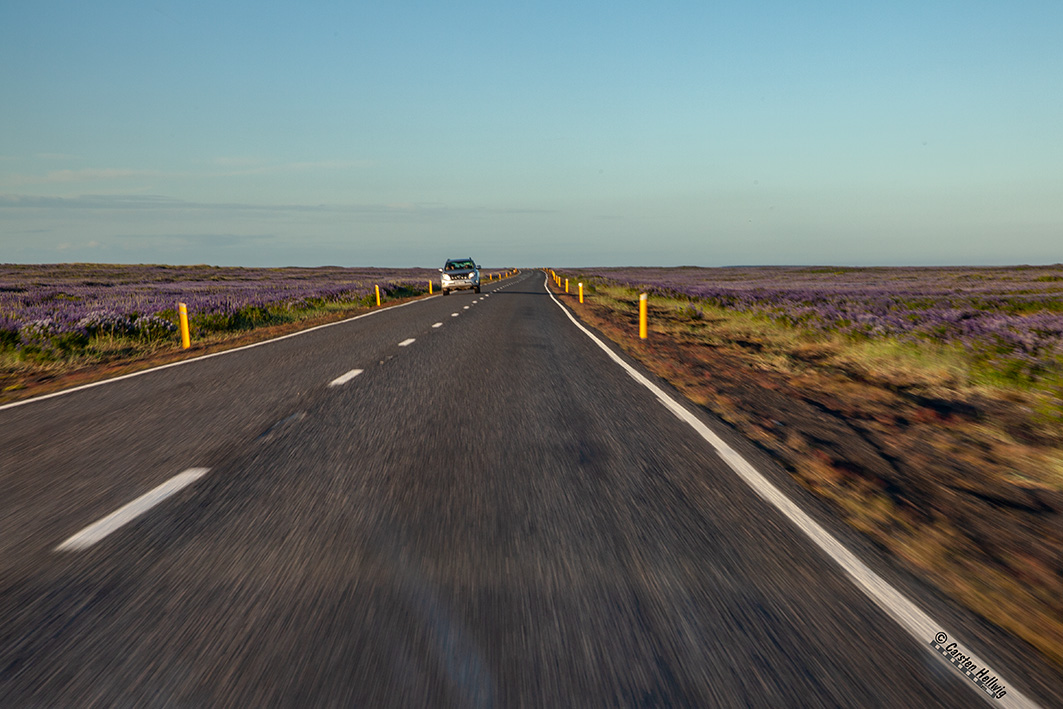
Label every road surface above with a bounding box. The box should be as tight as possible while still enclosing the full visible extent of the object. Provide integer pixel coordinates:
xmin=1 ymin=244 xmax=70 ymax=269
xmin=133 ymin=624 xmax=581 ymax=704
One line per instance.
xmin=1 ymin=272 xmax=1058 ymax=707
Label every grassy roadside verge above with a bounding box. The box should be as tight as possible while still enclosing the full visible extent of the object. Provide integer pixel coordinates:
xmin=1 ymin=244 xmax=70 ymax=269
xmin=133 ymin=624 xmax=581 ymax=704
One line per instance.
xmin=549 ymin=274 xmax=1063 ymax=668
xmin=0 ymin=290 xmax=426 ymax=406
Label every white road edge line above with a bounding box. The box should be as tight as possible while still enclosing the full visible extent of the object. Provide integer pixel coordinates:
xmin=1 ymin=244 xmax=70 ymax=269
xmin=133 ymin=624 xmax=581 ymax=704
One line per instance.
xmin=1 ymin=295 xmax=434 ymax=413
xmin=398 ymin=338 xmax=416 ymax=347
xmin=543 ymin=274 xmax=1038 ymax=709
xmin=56 ymin=468 xmax=210 ymax=551
xmin=432 ymin=322 xmax=443 ymax=328
xmin=329 ymin=369 xmax=364 ymax=387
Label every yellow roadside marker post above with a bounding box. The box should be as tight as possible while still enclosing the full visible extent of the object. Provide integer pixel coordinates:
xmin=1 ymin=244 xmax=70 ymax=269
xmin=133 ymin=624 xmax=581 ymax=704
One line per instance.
xmin=639 ymin=293 xmax=648 ymax=339
xmin=429 ymin=281 xmax=433 ymax=294
xmin=178 ymin=302 xmax=190 ymax=349
xmin=375 ymin=285 xmax=381 ymax=307
xmin=579 ymin=283 xmax=584 ymax=303
xmin=565 ymin=278 xmax=569 ymax=293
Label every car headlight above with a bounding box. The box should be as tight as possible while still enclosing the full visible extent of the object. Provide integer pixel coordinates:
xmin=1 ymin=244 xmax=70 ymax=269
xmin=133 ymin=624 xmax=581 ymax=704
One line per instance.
xmin=442 ymin=273 xmax=451 ymax=281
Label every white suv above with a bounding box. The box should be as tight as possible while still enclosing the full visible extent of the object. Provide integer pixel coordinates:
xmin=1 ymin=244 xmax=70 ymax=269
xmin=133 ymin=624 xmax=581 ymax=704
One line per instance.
xmin=439 ymin=258 xmax=481 ymax=295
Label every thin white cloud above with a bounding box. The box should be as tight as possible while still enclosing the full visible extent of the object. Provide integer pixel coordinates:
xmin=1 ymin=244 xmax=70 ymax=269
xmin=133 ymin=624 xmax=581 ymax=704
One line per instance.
xmin=55 ymin=239 xmax=102 ymax=252
xmin=288 ymin=160 xmax=370 ymax=170
xmin=0 ymin=193 xmax=401 ymax=213
xmin=1 ymin=168 xmax=166 ymax=185
xmin=211 ymin=156 xmax=268 ymax=167
xmin=2 ymin=160 xmax=372 ymax=185
xmin=0 ymin=193 xmax=554 ymax=216
xmin=50 ymin=168 xmax=165 ymax=182
xmin=213 ymin=159 xmax=372 ymax=176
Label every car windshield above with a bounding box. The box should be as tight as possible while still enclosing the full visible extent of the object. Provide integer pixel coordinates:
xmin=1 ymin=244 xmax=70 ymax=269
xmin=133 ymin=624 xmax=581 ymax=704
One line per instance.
xmin=446 ymin=260 xmax=474 ymax=270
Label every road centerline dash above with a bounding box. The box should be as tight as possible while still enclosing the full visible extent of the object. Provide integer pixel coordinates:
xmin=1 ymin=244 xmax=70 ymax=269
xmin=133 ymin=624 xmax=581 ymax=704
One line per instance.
xmin=398 ymin=338 xmax=416 ymax=347
xmin=432 ymin=322 xmax=443 ymax=328
xmin=56 ymin=468 xmax=210 ymax=551
xmin=329 ymin=369 xmax=364 ymax=387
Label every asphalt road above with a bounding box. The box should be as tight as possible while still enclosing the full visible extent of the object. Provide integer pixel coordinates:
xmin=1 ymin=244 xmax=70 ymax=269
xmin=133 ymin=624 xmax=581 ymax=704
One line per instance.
xmin=1 ymin=272 xmax=1058 ymax=707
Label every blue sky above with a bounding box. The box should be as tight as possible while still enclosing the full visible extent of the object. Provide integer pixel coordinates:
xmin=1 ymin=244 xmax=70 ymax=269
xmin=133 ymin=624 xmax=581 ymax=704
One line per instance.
xmin=2 ymin=1 xmax=1060 ymax=267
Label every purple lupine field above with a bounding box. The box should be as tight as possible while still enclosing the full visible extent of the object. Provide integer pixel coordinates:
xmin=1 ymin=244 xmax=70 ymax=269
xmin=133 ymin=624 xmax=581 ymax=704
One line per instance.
xmin=0 ymin=263 xmax=437 ymax=350
xmin=574 ymin=265 xmax=1063 ymax=381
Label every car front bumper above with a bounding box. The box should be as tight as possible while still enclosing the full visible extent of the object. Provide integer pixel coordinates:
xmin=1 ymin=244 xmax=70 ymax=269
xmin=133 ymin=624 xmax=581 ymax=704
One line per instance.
xmin=442 ymin=279 xmax=479 ymax=291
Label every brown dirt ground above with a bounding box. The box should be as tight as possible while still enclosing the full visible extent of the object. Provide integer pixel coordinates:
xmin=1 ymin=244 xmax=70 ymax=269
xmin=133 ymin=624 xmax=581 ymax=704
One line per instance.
xmin=550 ymin=279 xmax=1063 ymax=669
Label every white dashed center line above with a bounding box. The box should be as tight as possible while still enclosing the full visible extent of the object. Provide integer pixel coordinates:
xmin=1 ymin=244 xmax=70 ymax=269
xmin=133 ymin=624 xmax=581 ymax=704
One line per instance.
xmin=329 ymin=369 xmax=364 ymax=387
xmin=398 ymin=338 xmax=416 ymax=347
xmin=451 ymin=313 xmax=459 ymax=317
xmin=432 ymin=322 xmax=443 ymax=328
xmin=56 ymin=468 xmax=210 ymax=551
xmin=463 ymin=306 xmax=470 ymax=310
